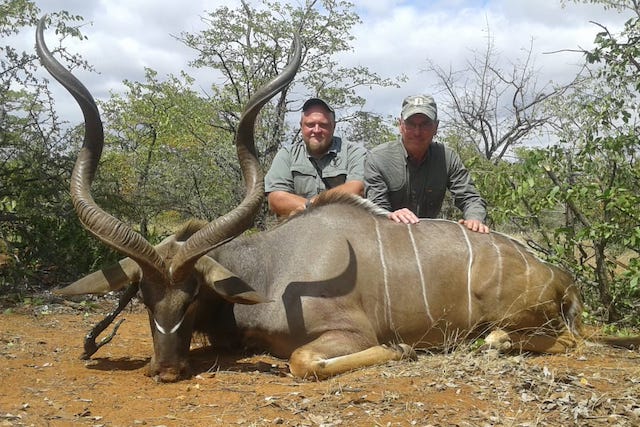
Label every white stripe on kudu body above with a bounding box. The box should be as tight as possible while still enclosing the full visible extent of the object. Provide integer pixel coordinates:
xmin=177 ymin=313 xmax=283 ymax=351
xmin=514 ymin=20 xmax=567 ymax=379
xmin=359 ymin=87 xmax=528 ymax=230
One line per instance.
xmin=539 ymin=266 xmax=556 ymax=302
xmin=374 ymin=220 xmax=394 ymax=331
xmin=530 ymin=258 xmax=558 ymax=304
xmin=494 ymin=232 xmax=558 ymax=305
xmin=490 ymin=235 xmax=505 ymax=300
xmin=457 ymin=223 xmax=475 ymax=327
xmin=407 ymin=224 xmax=434 ymax=324
xmin=508 ymin=237 xmax=532 ymax=296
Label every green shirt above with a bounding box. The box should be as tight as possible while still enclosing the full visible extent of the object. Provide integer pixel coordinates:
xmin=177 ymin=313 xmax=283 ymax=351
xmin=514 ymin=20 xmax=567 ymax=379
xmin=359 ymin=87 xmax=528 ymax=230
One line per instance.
xmin=364 ymin=139 xmax=487 ymax=222
xmin=265 ymin=137 xmax=367 ymax=198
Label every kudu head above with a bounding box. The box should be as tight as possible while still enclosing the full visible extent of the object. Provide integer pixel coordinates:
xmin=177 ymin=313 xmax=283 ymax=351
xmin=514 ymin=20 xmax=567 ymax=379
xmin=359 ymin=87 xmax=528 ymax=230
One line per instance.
xmin=36 ymin=16 xmax=302 ymax=382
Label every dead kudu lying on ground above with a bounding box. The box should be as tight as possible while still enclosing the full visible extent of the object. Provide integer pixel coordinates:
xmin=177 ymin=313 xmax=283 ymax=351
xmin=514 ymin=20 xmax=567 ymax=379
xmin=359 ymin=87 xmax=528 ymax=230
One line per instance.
xmin=37 ymin=18 xmax=638 ymax=383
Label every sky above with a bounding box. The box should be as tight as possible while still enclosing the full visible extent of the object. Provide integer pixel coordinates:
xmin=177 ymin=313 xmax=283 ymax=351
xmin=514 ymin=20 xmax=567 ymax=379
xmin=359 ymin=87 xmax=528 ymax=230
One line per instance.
xmin=25 ymin=0 xmax=633 ymax=129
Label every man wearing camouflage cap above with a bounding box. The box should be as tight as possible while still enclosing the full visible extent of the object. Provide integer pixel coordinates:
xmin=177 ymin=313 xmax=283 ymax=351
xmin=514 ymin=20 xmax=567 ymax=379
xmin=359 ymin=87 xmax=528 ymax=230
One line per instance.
xmin=364 ymin=94 xmax=489 ymax=233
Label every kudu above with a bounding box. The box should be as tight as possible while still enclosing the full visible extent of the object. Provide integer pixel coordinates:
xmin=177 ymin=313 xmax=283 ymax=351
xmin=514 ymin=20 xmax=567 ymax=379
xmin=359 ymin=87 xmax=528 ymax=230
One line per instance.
xmin=37 ymin=18 xmax=637 ymax=383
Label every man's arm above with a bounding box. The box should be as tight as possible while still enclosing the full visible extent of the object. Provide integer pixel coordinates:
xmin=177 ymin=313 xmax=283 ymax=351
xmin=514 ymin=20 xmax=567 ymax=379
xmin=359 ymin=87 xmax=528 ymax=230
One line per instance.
xmin=268 ymin=181 xmax=363 ymax=218
xmin=268 ymin=179 xmax=364 ymax=218
xmin=267 ymin=191 xmax=308 ymax=217
xmin=265 ymin=148 xmax=303 ymax=217
xmin=446 ymin=149 xmax=490 ymax=233
xmin=363 ymin=153 xmax=392 ymax=211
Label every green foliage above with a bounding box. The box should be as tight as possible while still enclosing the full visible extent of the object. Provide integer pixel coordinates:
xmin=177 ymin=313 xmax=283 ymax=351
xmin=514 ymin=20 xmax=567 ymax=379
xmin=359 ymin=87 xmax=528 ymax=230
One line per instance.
xmin=0 ymin=2 xmax=116 ymax=296
xmin=96 ymin=0 xmax=405 ymax=233
xmin=178 ymin=0 xmax=404 ymax=165
xmin=2 ymin=0 xmax=406 ymax=300
xmin=347 ymin=111 xmax=398 ymax=149
xmin=5 ymin=0 xmax=636 ymax=333
xmin=561 ymin=0 xmax=639 ymax=14
xmin=482 ymin=131 xmax=639 ymax=323
xmin=552 ymin=10 xmax=639 ymax=323
xmin=97 ymin=69 xmax=239 ymax=232
xmin=479 ymin=5 xmax=640 ymax=325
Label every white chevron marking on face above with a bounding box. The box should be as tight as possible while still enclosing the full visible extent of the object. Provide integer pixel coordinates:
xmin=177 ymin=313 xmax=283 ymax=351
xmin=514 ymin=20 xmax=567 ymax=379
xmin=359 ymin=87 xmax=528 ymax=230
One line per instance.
xmin=154 ymin=312 xmax=186 ymax=335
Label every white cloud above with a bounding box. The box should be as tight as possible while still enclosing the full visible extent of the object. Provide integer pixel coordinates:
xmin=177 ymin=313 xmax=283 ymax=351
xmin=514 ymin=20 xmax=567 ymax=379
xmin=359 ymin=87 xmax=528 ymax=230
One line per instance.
xmin=342 ymin=0 xmax=629 ymax=118
xmin=27 ymin=0 xmax=632 ymax=124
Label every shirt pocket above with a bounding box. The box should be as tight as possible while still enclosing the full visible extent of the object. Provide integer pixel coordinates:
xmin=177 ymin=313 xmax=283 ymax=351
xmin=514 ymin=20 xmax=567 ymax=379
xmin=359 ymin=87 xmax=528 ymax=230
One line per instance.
xmin=292 ymin=170 xmax=320 ymax=197
xmin=323 ymin=174 xmax=346 ymax=188
xmin=421 ymin=186 xmax=446 ymax=217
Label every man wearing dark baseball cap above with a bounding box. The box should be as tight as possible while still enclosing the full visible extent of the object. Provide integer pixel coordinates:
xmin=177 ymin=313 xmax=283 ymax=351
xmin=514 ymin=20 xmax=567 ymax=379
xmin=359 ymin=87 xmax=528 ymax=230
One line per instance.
xmin=364 ymin=94 xmax=489 ymax=233
xmin=302 ymin=98 xmax=335 ymax=119
xmin=265 ymin=97 xmax=367 ymax=218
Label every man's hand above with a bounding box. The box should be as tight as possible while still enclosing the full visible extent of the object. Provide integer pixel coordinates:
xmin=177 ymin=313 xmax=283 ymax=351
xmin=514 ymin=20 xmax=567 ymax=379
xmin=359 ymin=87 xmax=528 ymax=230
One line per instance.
xmin=459 ymin=218 xmax=490 ymax=233
xmin=388 ymin=208 xmax=420 ymax=224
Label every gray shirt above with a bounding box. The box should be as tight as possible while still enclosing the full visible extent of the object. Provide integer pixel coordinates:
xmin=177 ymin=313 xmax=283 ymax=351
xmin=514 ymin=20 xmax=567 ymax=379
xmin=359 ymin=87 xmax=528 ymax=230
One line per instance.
xmin=265 ymin=137 xmax=367 ymax=198
xmin=364 ymin=139 xmax=486 ymax=222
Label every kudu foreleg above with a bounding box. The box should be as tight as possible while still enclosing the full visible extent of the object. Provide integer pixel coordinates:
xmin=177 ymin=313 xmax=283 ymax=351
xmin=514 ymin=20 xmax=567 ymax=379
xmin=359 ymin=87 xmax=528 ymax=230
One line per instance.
xmin=81 ymin=283 xmax=139 ymax=359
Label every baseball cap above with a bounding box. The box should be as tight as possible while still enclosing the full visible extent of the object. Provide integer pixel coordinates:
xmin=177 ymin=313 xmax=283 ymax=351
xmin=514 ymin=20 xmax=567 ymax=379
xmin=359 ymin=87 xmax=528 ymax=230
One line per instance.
xmin=401 ymin=95 xmax=438 ymax=121
xmin=302 ymin=98 xmax=335 ymax=118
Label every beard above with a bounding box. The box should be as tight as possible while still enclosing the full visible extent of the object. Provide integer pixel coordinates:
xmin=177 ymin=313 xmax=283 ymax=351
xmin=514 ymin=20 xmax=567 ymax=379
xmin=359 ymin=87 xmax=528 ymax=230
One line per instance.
xmin=304 ymin=136 xmax=332 ymax=158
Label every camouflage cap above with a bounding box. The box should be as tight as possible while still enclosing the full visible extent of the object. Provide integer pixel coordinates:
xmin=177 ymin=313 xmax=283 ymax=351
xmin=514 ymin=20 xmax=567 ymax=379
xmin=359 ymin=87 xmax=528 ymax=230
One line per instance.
xmin=401 ymin=95 xmax=437 ymax=121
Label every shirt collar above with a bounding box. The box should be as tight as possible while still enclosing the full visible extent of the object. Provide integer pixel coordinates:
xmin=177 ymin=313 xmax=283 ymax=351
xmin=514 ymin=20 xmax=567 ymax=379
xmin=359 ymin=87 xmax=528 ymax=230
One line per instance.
xmin=399 ymin=138 xmax=434 ymax=164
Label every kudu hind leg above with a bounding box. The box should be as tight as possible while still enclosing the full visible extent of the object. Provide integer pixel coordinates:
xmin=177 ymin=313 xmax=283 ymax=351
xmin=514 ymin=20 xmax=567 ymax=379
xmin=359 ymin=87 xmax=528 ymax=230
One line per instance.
xmin=507 ymin=329 xmax=578 ymax=353
xmin=288 ymin=332 xmax=416 ymax=379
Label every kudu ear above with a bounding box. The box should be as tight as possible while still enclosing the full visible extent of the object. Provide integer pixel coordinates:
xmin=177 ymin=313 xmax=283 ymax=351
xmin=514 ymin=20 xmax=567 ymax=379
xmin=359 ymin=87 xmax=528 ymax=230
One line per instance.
xmin=55 ymin=258 xmax=141 ymax=295
xmin=196 ymin=256 xmax=271 ymax=305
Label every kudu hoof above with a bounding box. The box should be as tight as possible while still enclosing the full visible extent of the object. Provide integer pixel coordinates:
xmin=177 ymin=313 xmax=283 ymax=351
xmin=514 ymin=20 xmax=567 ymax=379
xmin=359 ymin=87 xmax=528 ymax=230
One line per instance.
xmin=386 ymin=343 xmax=418 ymax=361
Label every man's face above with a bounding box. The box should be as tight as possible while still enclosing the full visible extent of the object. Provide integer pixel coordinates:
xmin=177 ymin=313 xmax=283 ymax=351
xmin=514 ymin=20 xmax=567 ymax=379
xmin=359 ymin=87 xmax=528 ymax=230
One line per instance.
xmin=400 ymin=114 xmax=438 ymax=149
xmin=301 ymin=105 xmax=335 ymax=157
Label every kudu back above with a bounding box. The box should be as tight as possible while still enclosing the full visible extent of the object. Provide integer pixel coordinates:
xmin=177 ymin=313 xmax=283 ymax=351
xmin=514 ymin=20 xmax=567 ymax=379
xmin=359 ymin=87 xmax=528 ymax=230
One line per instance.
xmin=37 ymin=17 xmax=637 ymax=383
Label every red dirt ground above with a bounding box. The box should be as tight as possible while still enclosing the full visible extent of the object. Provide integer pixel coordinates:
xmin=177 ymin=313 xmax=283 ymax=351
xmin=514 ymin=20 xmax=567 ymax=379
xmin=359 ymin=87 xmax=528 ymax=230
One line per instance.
xmin=1 ymin=300 xmax=640 ymax=426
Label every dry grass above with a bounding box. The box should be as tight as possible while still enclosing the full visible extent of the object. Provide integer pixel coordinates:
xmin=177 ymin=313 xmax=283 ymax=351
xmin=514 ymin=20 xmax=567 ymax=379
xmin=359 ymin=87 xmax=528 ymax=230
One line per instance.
xmin=2 ymin=302 xmax=640 ymax=426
